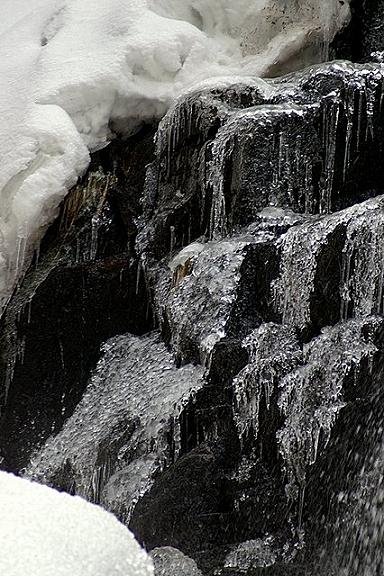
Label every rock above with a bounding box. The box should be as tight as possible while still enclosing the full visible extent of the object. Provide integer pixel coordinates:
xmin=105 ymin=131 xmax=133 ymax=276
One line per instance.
xmin=139 ymin=62 xmax=384 ymax=263
xmin=150 ymin=547 xmax=203 ymax=576
xmin=0 ymin=128 xmax=156 ymax=472
xmin=26 ymin=332 xmax=204 ymax=509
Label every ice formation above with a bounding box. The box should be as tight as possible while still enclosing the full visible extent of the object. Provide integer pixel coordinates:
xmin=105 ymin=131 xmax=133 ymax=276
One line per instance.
xmin=0 ymin=0 xmax=351 ymax=311
xmin=26 ymin=332 xmax=204 ymax=512
xmin=274 ymin=196 xmax=384 ymax=330
xmin=0 ymin=471 xmax=153 ymax=576
xmin=277 ymin=318 xmax=380 ymax=505
xmin=233 ymin=323 xmax=302 ymax=441
xmin=150 ymin=547 xmax=203 ymax=576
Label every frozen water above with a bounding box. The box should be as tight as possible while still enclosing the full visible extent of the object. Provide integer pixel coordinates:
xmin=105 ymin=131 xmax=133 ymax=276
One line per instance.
xmin=0 ymin=0 xmax=350 ymax=310
xmin=0 ymin=471 xmax=153 ymax=576
xmin=277 ymin=317 xmax=381 ymax=504
xmin=101 ymin=455 xmax=159 ymax=524
xmin=224 ymin=537 xmax=278 ymax=571
xmin=150 ymin=547 xmax=203 ymax=576
xmin=233 ymin=323 xmax=302 ymax=442
xmin=274 ymin=196 xmax=384 ymax=330
xmin=26 ymin=332 xmax=204 ymax=506
xmin=160 ymin=234 xmax=277 ymax=365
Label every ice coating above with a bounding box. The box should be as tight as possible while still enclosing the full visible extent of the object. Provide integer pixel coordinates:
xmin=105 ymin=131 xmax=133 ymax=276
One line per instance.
xmin=0 ymin=471 xmax=153 ymax=576
xmin=0 ymin=0 xmax=351 ymax=310
xmin=277 ymin=318 xmax=381 ymax=504
xmin=159 ymin=232 xmax=281 ymax=365
xmin=274 ymin=196 xmax=384 ymax=330
xmin=232 ymin=316 xmax=382 ymax=521
xmin=150 ymin=547 xmax=203 ymax=576
xmin=224 ymin=537 xmax=279 ymax=571
xmin=233 ymin=323 xmax=302 ymax=442
xmin=26 ymin=332 xmax=204 ymax=505
xmin=165 ymin=239 xmax=248 ymax=364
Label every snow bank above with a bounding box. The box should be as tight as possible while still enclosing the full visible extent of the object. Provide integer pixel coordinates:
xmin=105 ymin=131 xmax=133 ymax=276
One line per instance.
xmin=0 ymin=0 xmax=350 ymax=309
xmin=0 ymin=471 xmax=153 ymax=576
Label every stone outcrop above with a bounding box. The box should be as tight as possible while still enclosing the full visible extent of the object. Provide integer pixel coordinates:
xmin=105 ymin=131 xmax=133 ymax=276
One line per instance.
xmin=3 ymin=11 xmax=384 ymax=575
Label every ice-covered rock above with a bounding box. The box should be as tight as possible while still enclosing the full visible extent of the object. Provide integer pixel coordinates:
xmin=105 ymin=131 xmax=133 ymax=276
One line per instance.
xmin=277 ymin=317 xmax=382 ymax=503
xmin=150 ymin=546 xmax=203 ymax=576
xmin=274 ymin=195 xmax=384 ymax=332
xmin=0 ymin=471 xmax=153 ymax=576
xmin=233 ymin=323 xmax=302 ymax=442
xmin=154 ymin=227 xmax=282 ymax=366
xmin=26 ymin=332 xmax=204 ymax=509
xmin=141 ymin=61 xmax=384 ymax=261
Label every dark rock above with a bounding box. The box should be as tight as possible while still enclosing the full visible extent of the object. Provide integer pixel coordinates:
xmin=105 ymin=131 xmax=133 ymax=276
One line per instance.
xmin=0 ymin=127 xmax=156 ymax=472
xmin=332 ymin=1 xmax=384 ymax=62
xmin=139 ymin=62 xmax=384 ymax=263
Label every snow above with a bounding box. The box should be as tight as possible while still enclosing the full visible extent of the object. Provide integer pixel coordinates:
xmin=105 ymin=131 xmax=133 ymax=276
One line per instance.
xmin=0 ymin=0 xmax=351 ymax=310
xmin=0 ymin=471 xmax=154 ymax=576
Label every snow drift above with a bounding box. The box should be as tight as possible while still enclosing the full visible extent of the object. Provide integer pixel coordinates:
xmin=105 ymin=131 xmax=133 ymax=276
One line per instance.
xmin=0 ymin=471 xmax=153 ymax=576
xmin=0 ymin=0 xmax=350 ymax=309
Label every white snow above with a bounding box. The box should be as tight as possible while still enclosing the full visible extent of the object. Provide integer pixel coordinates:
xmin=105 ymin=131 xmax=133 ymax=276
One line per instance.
xmin=0 ymin=471 xmax=154 ymax=576
xmin=0 ymin=0 xmax=351 ymax=310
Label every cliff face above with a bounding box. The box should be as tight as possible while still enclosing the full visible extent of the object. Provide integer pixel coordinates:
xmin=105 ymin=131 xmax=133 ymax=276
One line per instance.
xmin=1 ymin=7 xmax=384 ymax=576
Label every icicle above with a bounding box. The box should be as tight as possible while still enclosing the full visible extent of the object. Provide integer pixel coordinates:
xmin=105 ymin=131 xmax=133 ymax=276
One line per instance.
xmin=342 ymin=85 xmax=356 ymax=182
xmin=207 ymin=131 xmax=235 ymax=238
xmin=27 ymin=298 xmax=32 ymax=325
xmin=90 ymin=215 xmax=100 ymax=261
xmin=356 ymin=89 xmax=364 ymax=152
xmin=340 ymin=248 xmax=353 ymax=321
xmin=135 ymin=260 xmax=142 ymax=296
xmin=169 ymin=225 xmax=175 ymax=254
xmin=15 ymin=234 xmax=27 ymax=284
xmin=365 ymin=79 xmax=376 ymax=141
xmin=233 ymin=324 xmax=302 ymax=444
xmin=304 ymin=159 xmax=314 ymax=213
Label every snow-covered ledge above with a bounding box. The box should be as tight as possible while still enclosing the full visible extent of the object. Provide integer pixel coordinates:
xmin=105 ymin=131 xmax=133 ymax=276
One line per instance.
xmin=0 ymin=0 xmax=350 ymax=311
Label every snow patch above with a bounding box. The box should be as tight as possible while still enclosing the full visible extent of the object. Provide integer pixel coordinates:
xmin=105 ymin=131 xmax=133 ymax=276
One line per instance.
xmin=0 ymin=471 xmax=153 ymax=576
xmin=0 ymin=0 xmax=351 ymax=310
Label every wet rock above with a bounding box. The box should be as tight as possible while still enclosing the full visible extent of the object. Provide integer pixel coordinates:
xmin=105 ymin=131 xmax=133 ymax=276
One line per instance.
xmin=130 ymin=445 xmax=233 ymax=561
xmin=332 ymin=1 xmax=384 ymax=62
xmin=140 ymin=62 xmax=384 ymax=262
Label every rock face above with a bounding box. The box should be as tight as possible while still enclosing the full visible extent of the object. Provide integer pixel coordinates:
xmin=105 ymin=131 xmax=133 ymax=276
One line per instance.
xmin=3 ymin=9 xmax=384 ymax=576
xmin=0 ymin=133 xmax=156 ymax=471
